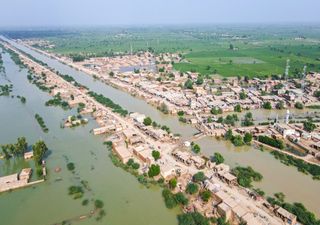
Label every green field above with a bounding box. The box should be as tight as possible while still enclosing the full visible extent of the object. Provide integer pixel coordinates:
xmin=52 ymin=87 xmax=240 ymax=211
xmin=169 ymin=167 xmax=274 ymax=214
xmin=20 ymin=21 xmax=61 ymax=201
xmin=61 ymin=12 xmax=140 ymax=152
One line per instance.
xmin=4 ymin=25 xmax=320 ymax=77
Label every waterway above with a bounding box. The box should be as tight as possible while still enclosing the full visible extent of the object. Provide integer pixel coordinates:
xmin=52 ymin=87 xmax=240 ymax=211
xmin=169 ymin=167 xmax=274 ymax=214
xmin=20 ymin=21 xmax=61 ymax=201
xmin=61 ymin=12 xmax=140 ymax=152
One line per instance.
xmin=0 ymin=50 xmax=179 ymax=225
xmin=2 ymin=37 xmax=320 ymax=218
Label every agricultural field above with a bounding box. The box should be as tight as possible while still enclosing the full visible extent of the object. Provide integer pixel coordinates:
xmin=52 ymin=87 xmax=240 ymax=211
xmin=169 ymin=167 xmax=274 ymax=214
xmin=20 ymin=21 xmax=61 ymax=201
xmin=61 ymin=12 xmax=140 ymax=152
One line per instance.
xmin=3 ymin=25 xmax=320 ymax=77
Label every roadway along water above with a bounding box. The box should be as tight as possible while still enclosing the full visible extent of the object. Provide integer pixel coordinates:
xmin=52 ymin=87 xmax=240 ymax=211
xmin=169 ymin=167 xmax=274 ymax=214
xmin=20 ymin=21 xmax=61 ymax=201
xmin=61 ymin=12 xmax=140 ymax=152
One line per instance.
xmin=0 ymin=50 xmax=179 ymax=225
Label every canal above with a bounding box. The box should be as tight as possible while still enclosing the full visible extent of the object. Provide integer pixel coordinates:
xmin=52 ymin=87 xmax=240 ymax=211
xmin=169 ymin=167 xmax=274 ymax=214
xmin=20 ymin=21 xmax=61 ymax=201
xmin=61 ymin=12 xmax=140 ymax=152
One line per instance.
xmin=2 ymin=37 xmax=320 ymax=218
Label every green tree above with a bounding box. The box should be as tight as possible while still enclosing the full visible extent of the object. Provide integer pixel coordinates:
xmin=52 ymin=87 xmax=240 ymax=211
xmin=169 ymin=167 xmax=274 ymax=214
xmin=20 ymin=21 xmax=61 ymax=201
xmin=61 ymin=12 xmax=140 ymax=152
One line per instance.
xmin=1 ymin=145 xmax=10 ymax=159
xmin=177 ymin=111 xmax=184 ymax=116
xmin=231 ymin=135 xmax=244 ymax=146
xmin=314 ymin=91 xmax=320 ymax=98
xmin=239 ymin=91 xmax=247 ymax=100
xmin=186 ymin=182 xmax=198 ymax=195
xmin=196 ymin=75 xmax=204 ymax=85
xmin=210 ymin=107 xmax=222 ymax=115
xmin=162 ymin=189 xmax=177 ymax=209
xmin=263 ymin=102 xmax=272 ymax=110
xmin=152 ymin=150 xmax=161 ymax=161
xmin=303 ymin=120 xmax=316 ymax=132
xmin=192 ymin=144 xmax=201 ymax=154
xmin=232 ymin=166 xmax=263 ymax=188
xmin=274 ymin=192 xmax=286 ymax=202
xmin=32 ymin=140 xmax=48 ymax=164
xmin=143 ymin=117 xmax=152 ymax=126
xmin=193 ymin=172 xmax=205 ymax=183
xmin=295 ymin=102 xmax=304 ymax=109
xmin=127 ymin=158 xmax=134 ymax=167
xmin=213 ymin=152 xmax=224 ymax=165
xmin=15 ymin=137 xmax=28 ymax=155
xmin=94 ymin=199 xmax=104 ymax=209
xmin=243 ymin=133 xmax=253 ymax=144
xmin=132 ymin=162 xmax=140 ymax=170
xmin=242 ymin=112 xmax=254 ymax=127
xmin=225 ymin=129 xmax=233 ymax=140
xmin=217 ymin=216 xmax=231 ymax=225
xmin=258 ymin=135 xmax=284 ymax=149
xmin=67 ymin=162 xmax=75 ymax=171
xmin=200 ymin=190 xmax=211 ymax=202
xmin=177 ymin=212 xmax=209 ymax=225
xmin=174 ymin=192 xmax=189 ymax=205
xmin=169 ymin=178 xmax=177 ymax=189
xmin=234 ymin=104 xmax=242 ymax=112
xmin=184 ymin=79 xmax=193 ymax=89
xmin=148 ymin=164 xmax=160 ymax=177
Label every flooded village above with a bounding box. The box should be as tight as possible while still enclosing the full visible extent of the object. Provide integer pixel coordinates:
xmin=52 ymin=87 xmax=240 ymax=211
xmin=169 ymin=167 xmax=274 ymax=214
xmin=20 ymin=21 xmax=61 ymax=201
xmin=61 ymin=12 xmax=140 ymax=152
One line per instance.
xmin=1 ymin=36 xmax=319 ymax=225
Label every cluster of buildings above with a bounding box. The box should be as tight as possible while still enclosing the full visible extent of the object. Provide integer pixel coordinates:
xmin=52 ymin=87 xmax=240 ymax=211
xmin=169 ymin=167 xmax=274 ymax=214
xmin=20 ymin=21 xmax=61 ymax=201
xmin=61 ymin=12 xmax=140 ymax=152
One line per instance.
xmin=53 ymin=49 xmax=320 ymax=163
xmin=235 ymin=113 xmax=320 ymax=161
xmin=73 ymin=52 xmax=156 ymax=73
xmin=53 ymin=48 xmax=320 ymax=140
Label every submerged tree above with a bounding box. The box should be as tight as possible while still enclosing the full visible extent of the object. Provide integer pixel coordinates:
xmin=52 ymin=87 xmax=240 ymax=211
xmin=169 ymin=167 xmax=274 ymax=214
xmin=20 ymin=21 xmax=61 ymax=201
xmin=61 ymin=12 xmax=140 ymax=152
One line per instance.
xmin=32 ymin=140 xmax=48 ymax=164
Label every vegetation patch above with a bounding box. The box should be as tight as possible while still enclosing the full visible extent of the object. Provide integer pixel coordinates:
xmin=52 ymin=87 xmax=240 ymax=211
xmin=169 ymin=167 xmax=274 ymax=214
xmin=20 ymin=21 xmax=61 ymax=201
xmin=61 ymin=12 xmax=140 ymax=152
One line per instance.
xmin=45 ymin=93 xmax=70 ymax=110
xmin=232 ymin=166 xmax=263 ymax=188
xmin=267 ymin=194 xmax=320 ymax=225
xmin=35 ymin=113 xmax=49 ymax=133
xmin=88 ymin=91 xmax=128 ymax=116
xmin=271 ymin=151 xmax=320 ymax=180
xmin=68 ymin=186 xmax=84 ymax=199
xmin=0 ymin=84 xmax=13 ymax=96
xmin=177 ymin=212 xmax=209 ymax=225
xmin=0 ymin=137 xmax=28 ymax=159
xmin=257 ymin=135 xmax=284 ymax=149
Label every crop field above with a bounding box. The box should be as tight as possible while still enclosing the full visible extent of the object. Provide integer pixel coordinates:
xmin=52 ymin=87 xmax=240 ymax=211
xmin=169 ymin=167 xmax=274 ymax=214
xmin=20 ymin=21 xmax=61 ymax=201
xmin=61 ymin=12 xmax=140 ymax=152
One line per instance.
xmin=3 ymin=25 xmax=320 ymax=77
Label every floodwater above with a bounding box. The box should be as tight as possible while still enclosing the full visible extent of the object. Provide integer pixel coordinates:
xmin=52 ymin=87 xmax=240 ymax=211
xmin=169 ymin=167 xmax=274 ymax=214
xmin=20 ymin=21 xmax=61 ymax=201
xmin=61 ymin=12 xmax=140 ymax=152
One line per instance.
xmin=0 ymin=50 xmax=179 ymax=225
xmin=1 ymin=37 xmax=320 ymax=218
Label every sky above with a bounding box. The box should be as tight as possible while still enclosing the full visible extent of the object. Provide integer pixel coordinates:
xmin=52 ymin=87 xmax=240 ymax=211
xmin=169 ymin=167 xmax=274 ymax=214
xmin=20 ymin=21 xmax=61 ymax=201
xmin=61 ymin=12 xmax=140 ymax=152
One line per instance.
xmin=1 ymin=0 xmax=320 ymax=27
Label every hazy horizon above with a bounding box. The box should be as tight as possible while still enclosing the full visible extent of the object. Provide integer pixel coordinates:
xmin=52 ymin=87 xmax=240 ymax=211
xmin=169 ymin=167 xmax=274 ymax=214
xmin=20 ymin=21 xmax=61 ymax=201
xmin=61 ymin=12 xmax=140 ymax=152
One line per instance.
xmin=1 ymin=0 xmax=320 ymax=27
